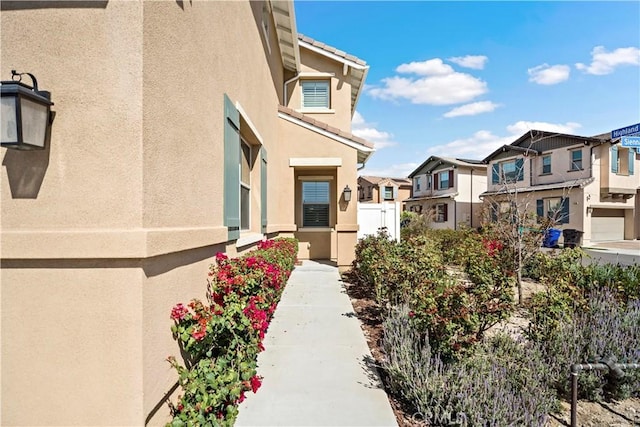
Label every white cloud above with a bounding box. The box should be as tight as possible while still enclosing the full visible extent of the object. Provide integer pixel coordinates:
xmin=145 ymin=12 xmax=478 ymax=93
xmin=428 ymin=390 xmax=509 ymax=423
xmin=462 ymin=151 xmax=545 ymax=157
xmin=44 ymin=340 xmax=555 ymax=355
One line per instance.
xmin=427 ymin=121 xmax=583 ymax=160
xmin=528 ymin=64 xmax=570 ymax=85
xmin=443 ymin=101 xmax=500 ymax=118
xmin=448 ymin=55 xmax=488 ymax=70
xmin=359 ymin=162 xmax=419 ymax=178
xmin=506 ymin=121 xmax=582 ymax=135
xmin=576 ymin=46 xmax=640 ymax=75
xmin=351 ymin=111 xmax=396 ymax=149
xmin=429 ymin=130 xmax=513 ymax=160
xmin=396 ymin=58 xmax=454 ymax=76
xmin=368 ymin=71 xmax=488 ymax=105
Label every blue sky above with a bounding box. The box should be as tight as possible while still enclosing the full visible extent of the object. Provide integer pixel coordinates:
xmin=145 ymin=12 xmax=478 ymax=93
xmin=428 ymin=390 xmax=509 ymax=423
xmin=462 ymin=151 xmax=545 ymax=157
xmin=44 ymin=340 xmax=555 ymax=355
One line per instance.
xmin=293 ymin=1 xmax=640 ymax=177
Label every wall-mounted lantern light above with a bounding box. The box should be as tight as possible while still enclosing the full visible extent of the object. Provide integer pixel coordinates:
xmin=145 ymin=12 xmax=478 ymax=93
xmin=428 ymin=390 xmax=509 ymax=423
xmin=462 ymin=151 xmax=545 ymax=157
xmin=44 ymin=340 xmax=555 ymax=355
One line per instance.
xmin=1 ymin=70 xmax=54 ymax=150
xmin=343 ymin=185 xmax=352 ymax=202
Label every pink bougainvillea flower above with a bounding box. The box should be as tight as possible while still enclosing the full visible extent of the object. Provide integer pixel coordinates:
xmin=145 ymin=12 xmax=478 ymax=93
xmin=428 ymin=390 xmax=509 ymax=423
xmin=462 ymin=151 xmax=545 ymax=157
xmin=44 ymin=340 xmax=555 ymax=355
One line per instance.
xmin=192 ymin=327 xmax=207 ymax=341
xmin=250 ymin=375 xmax=262 ymax=393
xmin=170 ymin=303 xmax=189 ymax=321
xmin=408 ymin=311 xmax=415 ymax=318
xmin=238 ymin=391 xmax=246 ymax=403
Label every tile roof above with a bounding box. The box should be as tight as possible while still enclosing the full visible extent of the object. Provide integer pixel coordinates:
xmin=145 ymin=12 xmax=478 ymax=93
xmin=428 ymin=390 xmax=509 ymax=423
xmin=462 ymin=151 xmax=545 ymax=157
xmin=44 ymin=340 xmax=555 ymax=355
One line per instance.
xmin=298 ymin=34 xmax=367 ymax=67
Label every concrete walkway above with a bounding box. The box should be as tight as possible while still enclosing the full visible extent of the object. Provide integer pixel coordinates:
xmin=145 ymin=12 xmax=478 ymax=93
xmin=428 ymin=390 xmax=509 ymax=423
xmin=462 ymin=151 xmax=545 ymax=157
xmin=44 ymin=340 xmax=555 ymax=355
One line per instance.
xmin=236 ymin=260 xmax=398 ymax=427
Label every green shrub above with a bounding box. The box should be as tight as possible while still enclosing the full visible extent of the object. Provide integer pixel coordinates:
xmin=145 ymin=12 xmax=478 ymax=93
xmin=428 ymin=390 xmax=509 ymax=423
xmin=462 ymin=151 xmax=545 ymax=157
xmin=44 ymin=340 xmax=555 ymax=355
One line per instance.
xmin=167 ymin=237 xmax=298 ymax=426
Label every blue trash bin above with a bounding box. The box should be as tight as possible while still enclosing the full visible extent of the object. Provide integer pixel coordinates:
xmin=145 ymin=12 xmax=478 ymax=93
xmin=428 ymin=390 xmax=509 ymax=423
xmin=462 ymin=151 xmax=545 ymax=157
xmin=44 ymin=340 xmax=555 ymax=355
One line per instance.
xmin=543 ymin=228 xmax=561 ymax=248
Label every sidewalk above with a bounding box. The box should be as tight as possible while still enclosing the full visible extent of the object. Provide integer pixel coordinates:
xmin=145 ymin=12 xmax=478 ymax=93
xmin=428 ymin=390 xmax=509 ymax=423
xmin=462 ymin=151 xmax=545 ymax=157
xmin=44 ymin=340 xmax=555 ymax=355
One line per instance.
xmin=235 ymin=260 xmax=398 ymax=427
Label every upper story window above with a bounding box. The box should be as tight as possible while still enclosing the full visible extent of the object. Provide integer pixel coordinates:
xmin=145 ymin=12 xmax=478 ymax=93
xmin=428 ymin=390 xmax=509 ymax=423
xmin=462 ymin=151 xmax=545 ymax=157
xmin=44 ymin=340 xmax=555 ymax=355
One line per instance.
xmin=301 ymin=80 xmax=330 ymax=109
xmin=383 ymin=186 xmax=394 ymax=200
xmin=611 ymin=145 xmax=635 ymax=176
xmin=542 ymin=155 xmax=551 ymax=175
xmin=570 ymin=149 xmax=582 ymax=171
xmin=434 ymin=170 xmax=453 ymax=190
xmin=302 ymin=181 xmax=330 ymax=227
xmin=414 ymin=177 xmax=421 ymax=191
xmin=492 ymin=158 xmax=524 ymax=184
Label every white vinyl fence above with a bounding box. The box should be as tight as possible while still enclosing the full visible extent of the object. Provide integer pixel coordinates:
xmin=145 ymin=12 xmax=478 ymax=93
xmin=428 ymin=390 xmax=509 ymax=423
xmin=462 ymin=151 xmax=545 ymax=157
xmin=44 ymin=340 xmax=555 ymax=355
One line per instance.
xmin=357 ymin=202 xmax=401 ymax=242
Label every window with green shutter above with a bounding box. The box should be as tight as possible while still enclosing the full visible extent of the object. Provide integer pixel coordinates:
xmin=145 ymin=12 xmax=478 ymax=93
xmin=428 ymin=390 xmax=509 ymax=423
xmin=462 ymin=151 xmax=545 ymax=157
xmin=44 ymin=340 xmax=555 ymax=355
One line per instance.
xmin=223 ymin=94 xmax=240 ymax=240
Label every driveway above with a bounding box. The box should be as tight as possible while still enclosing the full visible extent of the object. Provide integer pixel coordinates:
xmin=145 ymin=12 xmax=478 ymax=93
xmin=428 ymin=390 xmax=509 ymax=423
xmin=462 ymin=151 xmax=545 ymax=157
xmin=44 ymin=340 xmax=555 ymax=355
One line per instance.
xmin=582 ymin=240 xmax=639 ymax=266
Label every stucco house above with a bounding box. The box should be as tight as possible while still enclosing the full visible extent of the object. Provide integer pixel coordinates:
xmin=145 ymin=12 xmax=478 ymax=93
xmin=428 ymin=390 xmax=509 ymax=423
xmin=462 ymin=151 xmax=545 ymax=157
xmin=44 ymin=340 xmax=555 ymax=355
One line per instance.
xmin=357 ymin=175 xmax=412 ymax=207
xmin=405 ymin=156 xmax=487 ymax=229
xmin=0 ymin=1 xmax=373 ymax=425
xmin=480 ymin=130 xmax=639 ymax=245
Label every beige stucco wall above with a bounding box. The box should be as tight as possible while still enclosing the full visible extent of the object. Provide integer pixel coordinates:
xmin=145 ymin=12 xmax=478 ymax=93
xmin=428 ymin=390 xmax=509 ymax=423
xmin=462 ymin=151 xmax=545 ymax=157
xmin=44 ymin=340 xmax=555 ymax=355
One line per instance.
xmin=532 ymin=145 xmax=590 ymax=186
xmin=1 ymin=1 xmax=288 ymax=425
xmin=1 ymin=264 xmax=144 ymax=426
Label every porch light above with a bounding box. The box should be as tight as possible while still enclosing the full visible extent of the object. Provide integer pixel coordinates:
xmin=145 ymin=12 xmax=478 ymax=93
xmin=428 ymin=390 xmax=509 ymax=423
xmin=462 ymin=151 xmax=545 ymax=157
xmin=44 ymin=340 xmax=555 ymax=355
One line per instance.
xmin=343 ymin=185 xmax=352 ymax=202
xmin=1 ymin=70 xmax=54 ymax=150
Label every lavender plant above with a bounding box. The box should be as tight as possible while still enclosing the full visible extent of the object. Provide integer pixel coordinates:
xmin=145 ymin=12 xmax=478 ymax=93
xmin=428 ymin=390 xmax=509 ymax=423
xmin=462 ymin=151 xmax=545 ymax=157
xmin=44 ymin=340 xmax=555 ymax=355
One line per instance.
xmin=382 ymin=305 xmax=558 ymax=427
xmin=532 ymin=287 xmax=640 ymax=400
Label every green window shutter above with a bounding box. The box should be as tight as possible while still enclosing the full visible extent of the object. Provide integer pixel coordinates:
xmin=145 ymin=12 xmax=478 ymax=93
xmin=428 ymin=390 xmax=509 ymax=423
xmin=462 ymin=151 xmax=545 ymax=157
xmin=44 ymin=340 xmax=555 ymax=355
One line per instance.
xmin=560 ymin=197 xmax=570 ymax=224
xmin=536 ymin=199 xmax=544 ymax=219
xmin=261 ymin=147 xmax=268 ymax=233
xmin=629 ymin=148 xmax=634 ymax=175
xmin=223 ymin=94 xmax=240 ymax=240
xmin=611 ymin=145 xmax=618 ymax=173
xmin=515 ymin=158 xmax=524 ymax=181
xmin=492 ymin=164 xmax=499 ymax=184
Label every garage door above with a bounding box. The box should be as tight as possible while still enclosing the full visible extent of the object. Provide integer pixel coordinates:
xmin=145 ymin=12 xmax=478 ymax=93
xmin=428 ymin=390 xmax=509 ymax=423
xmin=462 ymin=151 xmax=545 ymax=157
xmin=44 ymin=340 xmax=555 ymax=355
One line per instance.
xmin=591 ymin=209 xmax=625 ymax=242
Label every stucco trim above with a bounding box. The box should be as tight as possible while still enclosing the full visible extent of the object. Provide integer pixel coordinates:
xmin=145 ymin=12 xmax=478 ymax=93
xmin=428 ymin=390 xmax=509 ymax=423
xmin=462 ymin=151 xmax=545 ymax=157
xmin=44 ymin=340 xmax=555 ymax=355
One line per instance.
xmin=1 ymin=227 xmax=229 ymax=259
xmin=236 ymin=102 xmax=264 ymax=145
xmin=278 ymin=111 xmax=374 ymax=160
xmin=266 ymin=224 xmax=297 ymax=233
xmin=335 ymin=224 xmax=358 ymax=232
xmin=236 ymin=233 xmax=265 ymax=248
xmin=290 ymin=158 xmax=342 ymax=167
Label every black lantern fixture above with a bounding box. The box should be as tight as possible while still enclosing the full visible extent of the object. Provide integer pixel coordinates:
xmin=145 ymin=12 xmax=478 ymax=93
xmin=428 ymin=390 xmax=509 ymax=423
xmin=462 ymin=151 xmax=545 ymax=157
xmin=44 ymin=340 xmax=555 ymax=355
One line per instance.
xmin=343 ymin=185 xmax=352 ymax=202
xmin=1 ymin=70 xmax=54 ymax=150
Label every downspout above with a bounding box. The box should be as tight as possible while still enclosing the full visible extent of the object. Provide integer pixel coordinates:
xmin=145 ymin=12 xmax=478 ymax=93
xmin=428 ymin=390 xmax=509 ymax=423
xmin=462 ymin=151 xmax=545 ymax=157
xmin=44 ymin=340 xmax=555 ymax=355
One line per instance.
xmin=283 ymin=73 xmax=300 ymax=107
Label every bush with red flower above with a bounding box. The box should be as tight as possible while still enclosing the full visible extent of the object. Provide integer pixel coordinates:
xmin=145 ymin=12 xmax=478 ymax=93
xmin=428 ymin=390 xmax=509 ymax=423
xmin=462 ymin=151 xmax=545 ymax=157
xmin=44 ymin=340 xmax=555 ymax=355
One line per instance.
xmin=167 ymin=237 xmax=298 ymax=426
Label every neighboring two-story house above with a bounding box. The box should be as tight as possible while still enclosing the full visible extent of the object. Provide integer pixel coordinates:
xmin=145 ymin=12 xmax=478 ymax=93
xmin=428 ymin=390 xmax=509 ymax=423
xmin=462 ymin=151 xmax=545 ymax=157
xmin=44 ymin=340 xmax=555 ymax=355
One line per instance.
xmin=480 ymin=130 xmax=639 ymax=244
xmin=405 ymin=156 xmax=487 ymax=229
xmin=1 ymin=2 xmax=373 ymax=425
xmin=357 ymin=175 xmax=412 ymax=207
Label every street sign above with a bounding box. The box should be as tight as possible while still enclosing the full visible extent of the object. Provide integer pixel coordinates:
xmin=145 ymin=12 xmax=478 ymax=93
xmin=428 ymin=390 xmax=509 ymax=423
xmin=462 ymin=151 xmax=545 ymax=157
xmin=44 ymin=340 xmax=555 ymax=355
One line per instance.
xmin=611 ymin=123 xmax=640 ymax=139
xmin=621 ymin=136 xmax=640 ymax=147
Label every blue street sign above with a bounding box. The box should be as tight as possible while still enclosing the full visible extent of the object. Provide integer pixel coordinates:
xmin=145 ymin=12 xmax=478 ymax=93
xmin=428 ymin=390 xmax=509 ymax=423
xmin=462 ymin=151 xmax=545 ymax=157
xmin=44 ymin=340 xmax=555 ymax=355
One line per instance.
xmin=621 ymin=136 xmax=640 ymax=147
xmin=611 ymin=123 xmax=640 ymax=139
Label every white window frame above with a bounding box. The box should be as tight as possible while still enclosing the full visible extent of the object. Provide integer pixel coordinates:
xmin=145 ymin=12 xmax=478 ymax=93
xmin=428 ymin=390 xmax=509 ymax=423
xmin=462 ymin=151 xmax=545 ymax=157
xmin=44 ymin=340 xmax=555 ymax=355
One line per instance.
xmin=383 ymin=186 xmax=394 ymax=200
xmin=240 ymin=138 xmax=251 ymax=231
xmin=439 ymin=171 xmax=449 ymax=189
xmin=570 ymin=149 xmax=582 ymax=171
xmin=542 ymin=155 xmax=551 ymax=175
xmin=301 ymin=180 xmax=331 ymax=228
xmin=301 ymin=80 xmax=330 ymax=110
xmin=261 ymin=2 xmax=271 ymax=54
xmin=500 ymin=160 xmax=517 ymax=182
xmin=414 ymin=177 xmax=421 ymax=191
